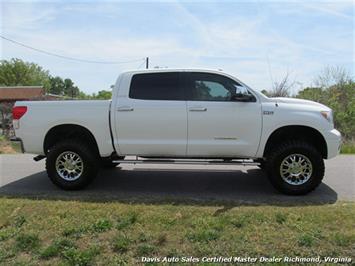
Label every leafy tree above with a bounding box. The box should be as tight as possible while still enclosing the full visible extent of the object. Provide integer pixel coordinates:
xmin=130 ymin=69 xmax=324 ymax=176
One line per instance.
xmin=78 ymin=91 xmax=90 ymax=99
xmin=0 ymin=58 xmax=51 ymax=90
xmin=297 ymin=67 xmax=354 ymax=140
xmin=90 ymin=90 xmax=112 ymax=100
xmin=63 ymin=78 xmax=80 ymax=98
xmin=49 ymin=76 xmax=65 ymax=95
xmin=0 ymin=58 xmax=86 ymax=137
xmin=49 ymin=77 xmax=80 ymax=98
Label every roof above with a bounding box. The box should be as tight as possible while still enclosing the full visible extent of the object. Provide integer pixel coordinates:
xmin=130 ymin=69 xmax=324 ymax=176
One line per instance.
xmin=0 ymin=86 xmax=44 ymax=100
xmin=119 ymin=68 xmax=266 ymax=99
xmin=124 ymin=68 xmax=225 ymax=74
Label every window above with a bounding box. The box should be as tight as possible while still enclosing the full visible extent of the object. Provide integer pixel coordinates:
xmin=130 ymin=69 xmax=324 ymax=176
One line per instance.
xmin=187 ymin=72 xmax=248 ymax=101
xmin=129 ymin=72 xmax=183 ymax=100
xmin=194 ymin=80 xmax=231 ymax=101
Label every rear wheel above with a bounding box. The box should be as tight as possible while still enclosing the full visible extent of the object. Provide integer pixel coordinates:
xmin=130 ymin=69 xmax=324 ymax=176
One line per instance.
xmin=46 ymin=140 xmax=99 ymax=190
xmin=266 ymin=140 xmax=324 ymax=195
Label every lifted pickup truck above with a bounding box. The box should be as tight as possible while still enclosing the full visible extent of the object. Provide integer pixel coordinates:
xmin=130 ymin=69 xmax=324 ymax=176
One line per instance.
xmin=12 ymin=69 xmax=341 ymax=195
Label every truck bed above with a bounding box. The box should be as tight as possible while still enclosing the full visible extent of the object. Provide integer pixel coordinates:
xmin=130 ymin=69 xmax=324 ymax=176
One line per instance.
xmin=14 ymin=100 xmax=114 ymax=156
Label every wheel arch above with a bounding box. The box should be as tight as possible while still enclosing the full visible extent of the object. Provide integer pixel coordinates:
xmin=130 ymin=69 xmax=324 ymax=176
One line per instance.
xmin=43 ymin=124 xmax=100 ymax=157
xmin=263 ymin=125 xmax=327 ymax=159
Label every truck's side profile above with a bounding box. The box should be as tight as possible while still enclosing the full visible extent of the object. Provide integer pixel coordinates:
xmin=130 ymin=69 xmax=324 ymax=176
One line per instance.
xmin=12 ymin=69 xmax=341 ymax=195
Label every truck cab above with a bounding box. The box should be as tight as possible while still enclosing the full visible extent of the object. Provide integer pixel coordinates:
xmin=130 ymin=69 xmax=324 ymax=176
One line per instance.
xmin=112 ymin=69 xmax=262 ymax=158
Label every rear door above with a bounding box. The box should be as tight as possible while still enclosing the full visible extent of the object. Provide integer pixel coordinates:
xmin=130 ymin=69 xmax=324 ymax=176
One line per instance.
xmin=185 ymin=72 xmax=262 ymax=157
xmin=114 ymin=72 xmax=187 ymax=156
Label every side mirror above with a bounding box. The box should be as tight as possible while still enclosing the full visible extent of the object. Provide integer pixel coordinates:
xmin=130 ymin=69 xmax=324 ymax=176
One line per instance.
xmin=232 ymin=93 xmax=255 ymax=102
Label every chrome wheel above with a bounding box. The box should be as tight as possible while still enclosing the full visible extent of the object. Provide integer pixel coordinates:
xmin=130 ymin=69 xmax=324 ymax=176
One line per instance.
xmin=55 ymin=151 xmax=84 ymax=181
xmin=280 ymin=154 xmax=312 ymax=186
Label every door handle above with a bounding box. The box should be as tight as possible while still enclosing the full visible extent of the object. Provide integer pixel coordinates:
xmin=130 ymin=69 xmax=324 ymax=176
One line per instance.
xmin=189 ymin=107 xmax=207 ymax=112
xmin=117 ymin=106 xmax=134 ymax=112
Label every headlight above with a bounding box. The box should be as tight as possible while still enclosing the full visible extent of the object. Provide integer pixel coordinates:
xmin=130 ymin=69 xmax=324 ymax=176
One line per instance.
xmin=320 ymin=110 xmax=333 ymax=123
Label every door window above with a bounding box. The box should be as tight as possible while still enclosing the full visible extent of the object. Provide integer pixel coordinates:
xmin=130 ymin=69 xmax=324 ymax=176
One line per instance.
xmin=194 ymin=80 xmax=231 ymax=101
xmin=129 ymin=72 xmax=183 ymax=100
xmin=187 ymin=73 xmax=242 ymax=101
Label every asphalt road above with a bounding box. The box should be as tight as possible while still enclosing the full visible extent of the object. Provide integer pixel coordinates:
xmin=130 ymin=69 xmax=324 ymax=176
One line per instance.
xmin=0 ymin=154 xmax=354 ymax=206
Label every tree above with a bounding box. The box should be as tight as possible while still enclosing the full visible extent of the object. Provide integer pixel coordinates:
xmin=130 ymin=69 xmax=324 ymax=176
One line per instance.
xmin=0 ymin=58 xmax=50 ymax=90
xmin=49 ymin=76 xmax=65 ymax=95
xmin=63 ymin=78 xmax=80 ymax=98
xmin=269 ymin=72 xmax=295 ymax=97
xmin=314 ymin=66 xmax=352 ymax=88
xmin=261 ymin=72 xmax=296 ymax=97
xmin=297 ymin=67 xmax=355 ymax=140
xmin=0 ymin=58 xmax=87 ymax=137
xmin=92 ymin=90 xmax=112 ymax=100
xmin=297 ymin=87 xmax=325 ymax=103
xmin=48 ymin=77 xmax=80 ymax=98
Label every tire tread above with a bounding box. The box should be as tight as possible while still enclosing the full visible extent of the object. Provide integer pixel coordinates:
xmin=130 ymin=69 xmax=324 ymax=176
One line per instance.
xmin=46 ymin=139 xmax=98 ymax=190
xmin=266 ymin=140 xmax=325 ymax=195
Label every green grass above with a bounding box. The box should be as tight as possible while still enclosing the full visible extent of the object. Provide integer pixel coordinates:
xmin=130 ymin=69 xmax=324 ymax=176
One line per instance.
xmin=40 ymin=238 xmax=76 ymax=259
xmin=10 ymin=142 xmax=22 ymax=153
xmin=92 ymin=218 xmax=113 ymax=233
xmin=112 ymin=234 xmax=131 ymax=253
xmin=116 ymin=212 xmax=138 ymax=230
xmin=62 ymin=246 xmax=100 ymax=266
xmin=0 ymin=199 xmax=354 ymax=265
xmin=341 ymin=141 xmax=355 ymax=154
xmin=15 ymin=233 xmax=40 ymax=252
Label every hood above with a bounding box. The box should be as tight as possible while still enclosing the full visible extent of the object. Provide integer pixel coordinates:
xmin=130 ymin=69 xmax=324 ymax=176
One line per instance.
xmin=271 ymin=97 xmax=330 ymax=110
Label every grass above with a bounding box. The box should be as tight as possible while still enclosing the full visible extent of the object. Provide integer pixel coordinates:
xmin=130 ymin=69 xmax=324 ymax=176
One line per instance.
xmin=112 ymin=234 xmax=131 ymax=253
xmin=40 ymin=238 xmax=76 ymax=259
xmin=62 ymin=246 xmax=100 ymax=266
xmin=92 ymin=218 xmax=113 ymax=233
xmin=341 ymin=140 xmax=355 ymax=154
xmin=0 ymin=135 xmax=21 ymax=154
xmin=0 ymin=199 xmax=354 ymax=265
xmin=15 ymin=233 xmax=40 ymax=252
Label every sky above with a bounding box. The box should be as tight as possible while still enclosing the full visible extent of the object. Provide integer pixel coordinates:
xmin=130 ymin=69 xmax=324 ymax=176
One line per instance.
xmin=0 ymin=0 xmax=354 ymax=94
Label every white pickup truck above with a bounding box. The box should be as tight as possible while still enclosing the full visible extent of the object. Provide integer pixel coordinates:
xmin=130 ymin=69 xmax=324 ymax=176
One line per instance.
xmin=12 ymin=69 xmax=341 ymax=195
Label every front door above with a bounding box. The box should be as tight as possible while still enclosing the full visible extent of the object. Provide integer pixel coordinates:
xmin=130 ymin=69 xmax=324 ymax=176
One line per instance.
xmin=114 ymin=72 xmax=187 ymax=156
xmin=185 ymin=72 xmax=262 ymax=158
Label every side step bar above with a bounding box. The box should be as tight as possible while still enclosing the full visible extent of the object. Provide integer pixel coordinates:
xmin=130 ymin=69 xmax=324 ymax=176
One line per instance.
xmin=33 ymin=155 xmax=46 ymax=161
xmin=112 ymin=158 xmax=260 ymax=166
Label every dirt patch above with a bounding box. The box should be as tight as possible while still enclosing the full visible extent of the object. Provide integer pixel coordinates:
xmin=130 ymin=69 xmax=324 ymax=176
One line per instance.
xmin=0 ymin=140 xmax=17 ymax=154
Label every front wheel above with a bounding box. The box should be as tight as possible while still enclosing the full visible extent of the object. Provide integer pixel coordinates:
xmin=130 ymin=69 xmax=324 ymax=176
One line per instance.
xmin=46 ymin=140 xmax=99 ymax=190
xmin=266 ymin=141 xmax=325 ymax=195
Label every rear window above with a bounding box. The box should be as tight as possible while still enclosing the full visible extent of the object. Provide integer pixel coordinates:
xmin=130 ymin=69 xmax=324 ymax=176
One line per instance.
xmin=129 ymin=72 xmax=183 ymax=100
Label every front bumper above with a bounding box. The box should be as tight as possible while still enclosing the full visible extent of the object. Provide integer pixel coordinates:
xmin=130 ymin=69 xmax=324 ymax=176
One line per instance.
xmin=10 ymin=137 xmax=25 ymax=153
xmin=324 ymin=129 xmax=341 ymax=159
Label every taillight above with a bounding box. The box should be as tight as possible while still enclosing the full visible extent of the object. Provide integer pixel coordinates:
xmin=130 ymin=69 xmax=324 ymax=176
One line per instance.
xmin=12 ymin=106 xmax=27 ymax=120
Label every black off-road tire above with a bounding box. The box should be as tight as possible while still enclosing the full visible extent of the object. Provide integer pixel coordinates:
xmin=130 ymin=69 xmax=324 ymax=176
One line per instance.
xmin=266 ymin=140 xmax=325 ymax=195
xmin=46 ymin=140 xmax=99 ymax=190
